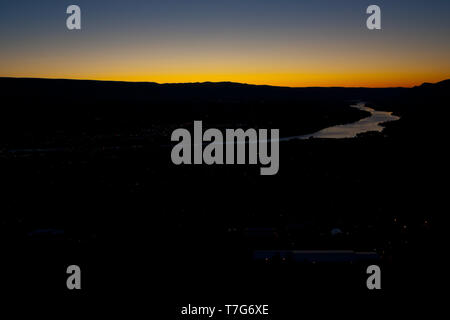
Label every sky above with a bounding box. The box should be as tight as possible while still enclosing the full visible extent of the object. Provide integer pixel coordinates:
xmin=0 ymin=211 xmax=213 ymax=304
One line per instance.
xmin=0 ymin=0 xmax=449 ymax=87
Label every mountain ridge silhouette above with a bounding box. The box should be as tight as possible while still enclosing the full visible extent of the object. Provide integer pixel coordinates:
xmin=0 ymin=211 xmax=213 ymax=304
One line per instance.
xmin=1 ymin=76 xmax=448 ymax=89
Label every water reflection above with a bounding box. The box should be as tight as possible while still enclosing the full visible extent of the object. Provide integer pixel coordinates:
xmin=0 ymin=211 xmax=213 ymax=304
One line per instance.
xmin=285 ymin=102 xmax=400 ymax=140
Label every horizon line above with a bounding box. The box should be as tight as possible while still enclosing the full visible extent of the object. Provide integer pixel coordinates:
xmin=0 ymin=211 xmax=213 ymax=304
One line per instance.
xmin=1 ymin=76 xmax=447 ymax=89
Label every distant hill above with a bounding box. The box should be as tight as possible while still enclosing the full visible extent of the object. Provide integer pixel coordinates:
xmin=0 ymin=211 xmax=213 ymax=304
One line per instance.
xmin=0 ymin=77 xmax=447 ymax=148
xmin=416 ymin=79 xmax=450 ymax=89
xmin=0 ymin=77 xmax=376 ymax=148
xmin=3 ymin=76 xmax=448 ymax=89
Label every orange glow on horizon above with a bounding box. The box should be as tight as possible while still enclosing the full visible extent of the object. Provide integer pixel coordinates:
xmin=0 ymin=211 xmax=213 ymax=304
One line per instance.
xmin=1 ymin=72 xmax=446 ymax=88
xmin=1 ymin=39 xmax=448 ymax=88
xmin=2 ymin=32 xmax=449 ymax=88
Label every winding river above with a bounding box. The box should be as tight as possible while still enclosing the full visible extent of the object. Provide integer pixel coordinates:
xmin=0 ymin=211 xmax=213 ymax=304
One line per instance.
xmin=3 ymin=102 xmax=400 ymax=155
xmin=281 ymin=102 xmax=400 ymax=141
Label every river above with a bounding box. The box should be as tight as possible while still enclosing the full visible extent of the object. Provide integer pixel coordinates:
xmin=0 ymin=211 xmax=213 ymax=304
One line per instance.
xmin=3 ymin=102 xmax=400 ymax=155
xmin=281 ymin=102 xmax=400 ymax=141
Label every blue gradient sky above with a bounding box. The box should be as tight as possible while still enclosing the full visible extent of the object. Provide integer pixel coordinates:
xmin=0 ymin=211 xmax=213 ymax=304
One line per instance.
xmin=1 ymin=0 xmax=449 ymax=86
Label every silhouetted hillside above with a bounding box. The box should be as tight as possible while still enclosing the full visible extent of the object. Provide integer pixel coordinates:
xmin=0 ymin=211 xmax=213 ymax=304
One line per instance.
xmin=1 ymin=76 xmax=448 ymax=149
xmin=416 ymin=79 xmax=450 ymax=89
xmin=0 ymin=77 xmax=372 ymax=149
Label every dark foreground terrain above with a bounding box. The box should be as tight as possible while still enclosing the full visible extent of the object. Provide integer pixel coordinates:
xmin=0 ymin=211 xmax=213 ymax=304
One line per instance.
xmin=0 ymin=78 xmax=447 ymax=313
